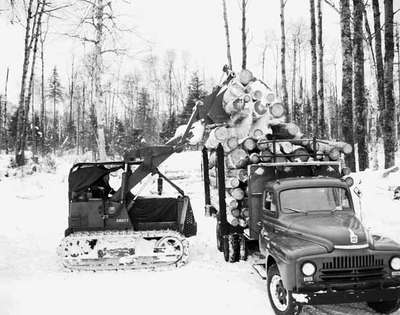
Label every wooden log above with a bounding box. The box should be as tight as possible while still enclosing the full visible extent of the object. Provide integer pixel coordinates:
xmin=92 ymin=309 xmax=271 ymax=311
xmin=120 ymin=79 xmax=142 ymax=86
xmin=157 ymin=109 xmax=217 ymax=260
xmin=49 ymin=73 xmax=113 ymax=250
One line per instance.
xmin=209 ymin=151 xmax=217 ymax=169
xmin=224 ymin=98 xmax=245 ymax=114
xmin=228 ymin=217 xmax=239 ymax=227
xmin=249 ymin=152 xmax=260 ymax=164
xmin=260 ymin=148 xmax=273 ymax=162
xmin=239 ymin=69 xmax=254 ymax=85
xmin=226 ymin=196 xmax=239 ymax=209
xmin=307 ymin=142 xmax=341 ymax=161
xmin=243 ymin=94 xmax=252 ymax=103
xmin=269 ymin=102 xmax=285 ymax=118
xmin=265 ymin=92 xmax=276 ymax=104
xmin=214 ymin=126 xmax=229 ymax=141
xmin=241 ymin=208 xmax=249 ymax=218
xmin=326 ymin=141 xmax=353 ymax=154
xmin=230 ymin=187 xmax=245 ymax=200
xmin=231 ymin=208 xmax=241 ymax=218
xmin=271 ymin=123 xmax=301 ymax=139
xmin=238 ymin=218 xmax=248 ymax=228
xmin=279 ymin=141 xmax=293 ymax=154
xmin=228 ymin=177 xmax=241 ymax=188
xmin=253 ymin=100 xmax=268 ymax=118
xmin=290 ymin=147 xmax=310 ymax=162
xmin=223 ymin=80 xmax=245 ymax=104
xmin=226 ymin=168 xmax=248 ymax=182
xmin=226 ymin=136 xmax=239 ymax=151
xmin=249 ymin=113 xmax=272 ymax=139
xmin=251 ymin=89 xmax=263 ymax=101
xmin=242 ymin=137 xmax=257 ymax=151
xmin=226 ymin=148 xmax=249 ymax=169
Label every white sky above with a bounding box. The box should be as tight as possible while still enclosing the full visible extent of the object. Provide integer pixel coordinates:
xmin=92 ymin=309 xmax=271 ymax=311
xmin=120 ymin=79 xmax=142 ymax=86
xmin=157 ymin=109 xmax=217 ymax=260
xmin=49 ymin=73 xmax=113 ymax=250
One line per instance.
xmin=0 ymin=0 xmax=398 ymax=104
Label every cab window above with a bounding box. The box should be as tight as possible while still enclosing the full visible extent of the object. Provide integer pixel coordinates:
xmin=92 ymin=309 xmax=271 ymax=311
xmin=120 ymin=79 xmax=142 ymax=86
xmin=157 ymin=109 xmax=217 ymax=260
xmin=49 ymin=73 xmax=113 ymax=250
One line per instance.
xmin=263 ymin=191 xmax=277 ymax=216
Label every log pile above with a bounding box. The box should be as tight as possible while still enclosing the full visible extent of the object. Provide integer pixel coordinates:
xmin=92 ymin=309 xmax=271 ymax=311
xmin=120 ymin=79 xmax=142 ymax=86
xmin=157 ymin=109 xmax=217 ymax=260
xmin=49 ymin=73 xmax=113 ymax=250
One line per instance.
xmin=206 ymin=69 xmax=353 ymax=230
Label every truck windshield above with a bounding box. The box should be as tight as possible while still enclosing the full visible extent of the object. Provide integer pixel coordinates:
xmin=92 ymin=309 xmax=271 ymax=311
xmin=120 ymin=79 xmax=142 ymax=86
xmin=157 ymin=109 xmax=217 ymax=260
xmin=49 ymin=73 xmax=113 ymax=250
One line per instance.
xmin=280 ymin=187 xmax=352 ymax=213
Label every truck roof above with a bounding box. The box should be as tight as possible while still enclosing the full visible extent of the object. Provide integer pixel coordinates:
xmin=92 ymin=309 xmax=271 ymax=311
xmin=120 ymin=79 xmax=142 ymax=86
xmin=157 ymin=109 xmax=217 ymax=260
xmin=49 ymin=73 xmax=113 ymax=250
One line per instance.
xmin=265 ymin=176 xmax=349 ymax=192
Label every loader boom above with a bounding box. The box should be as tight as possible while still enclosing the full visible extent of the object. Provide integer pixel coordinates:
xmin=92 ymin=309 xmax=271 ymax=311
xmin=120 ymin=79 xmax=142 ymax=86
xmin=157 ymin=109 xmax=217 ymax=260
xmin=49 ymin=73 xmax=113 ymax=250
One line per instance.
xmin=111 ymin=104 xmax=200 ymax=202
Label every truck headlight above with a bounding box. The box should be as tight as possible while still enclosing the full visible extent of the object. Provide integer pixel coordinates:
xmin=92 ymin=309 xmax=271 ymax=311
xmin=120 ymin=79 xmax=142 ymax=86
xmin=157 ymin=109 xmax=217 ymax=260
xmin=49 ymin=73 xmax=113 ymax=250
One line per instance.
xmin=301 ymin=262 xmax=316 ymax=276
xmin=390 ymin=257 xmax=400 ymax=270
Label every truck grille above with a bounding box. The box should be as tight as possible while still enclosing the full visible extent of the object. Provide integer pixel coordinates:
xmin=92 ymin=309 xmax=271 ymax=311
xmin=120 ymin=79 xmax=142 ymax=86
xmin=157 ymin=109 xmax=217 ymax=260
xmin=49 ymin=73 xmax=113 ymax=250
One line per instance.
xmin=320 ymin=255 xmax=385 ymax=282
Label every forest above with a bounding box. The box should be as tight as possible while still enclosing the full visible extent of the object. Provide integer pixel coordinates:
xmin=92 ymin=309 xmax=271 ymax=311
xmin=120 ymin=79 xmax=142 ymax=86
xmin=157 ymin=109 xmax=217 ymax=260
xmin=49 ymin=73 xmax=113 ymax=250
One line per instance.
xmin=0 ymin=0 xmax=399 ymax=172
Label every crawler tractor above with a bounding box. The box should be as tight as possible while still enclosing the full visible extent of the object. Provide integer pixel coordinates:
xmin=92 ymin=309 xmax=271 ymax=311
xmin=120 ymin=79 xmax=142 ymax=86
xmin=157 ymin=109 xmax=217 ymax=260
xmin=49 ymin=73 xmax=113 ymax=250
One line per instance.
xmin=57 ymin=109 xmax=199 ymax=271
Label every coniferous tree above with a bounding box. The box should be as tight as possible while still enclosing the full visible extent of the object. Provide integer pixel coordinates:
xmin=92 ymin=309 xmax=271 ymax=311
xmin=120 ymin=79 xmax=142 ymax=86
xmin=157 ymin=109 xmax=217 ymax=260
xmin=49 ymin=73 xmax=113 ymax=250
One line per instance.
xmin=47 ymin=66 xmax=63 ymax=151
xmin=178 ymin=72 xmax=207 ymax=125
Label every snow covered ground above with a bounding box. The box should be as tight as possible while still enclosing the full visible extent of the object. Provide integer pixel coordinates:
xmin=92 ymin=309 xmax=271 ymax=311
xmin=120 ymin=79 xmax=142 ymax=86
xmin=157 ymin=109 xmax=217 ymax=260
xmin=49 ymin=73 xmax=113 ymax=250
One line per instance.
xmin=1 ymin=151 xmax=400 ymax=315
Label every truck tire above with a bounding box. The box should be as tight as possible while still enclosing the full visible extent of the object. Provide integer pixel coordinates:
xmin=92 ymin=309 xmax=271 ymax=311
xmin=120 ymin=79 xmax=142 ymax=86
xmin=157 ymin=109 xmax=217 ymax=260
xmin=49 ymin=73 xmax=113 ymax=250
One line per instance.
xmin=216 ymin=222 xmax=223 ymax=252
xmin=267 ymin=264 xmax=302 ymax=315
xmin=367 ymin=299 xmax=400 ymax=314
xmin=239 ymin=234 xmax=248 ymax=261
xmin=223 ymin=234 xmax=239 ymax=263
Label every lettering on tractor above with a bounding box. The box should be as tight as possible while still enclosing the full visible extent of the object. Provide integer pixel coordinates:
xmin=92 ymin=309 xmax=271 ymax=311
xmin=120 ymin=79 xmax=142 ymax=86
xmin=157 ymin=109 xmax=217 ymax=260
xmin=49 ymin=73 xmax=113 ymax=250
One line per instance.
xmin=200 ymin=67 xmax=400 ymax=315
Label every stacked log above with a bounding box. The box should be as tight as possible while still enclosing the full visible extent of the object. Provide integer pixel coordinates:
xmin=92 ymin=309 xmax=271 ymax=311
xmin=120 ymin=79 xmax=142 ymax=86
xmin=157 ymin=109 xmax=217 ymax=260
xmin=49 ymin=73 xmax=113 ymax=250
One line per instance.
xmin=204 ymin=69 xmax=353 ymax=230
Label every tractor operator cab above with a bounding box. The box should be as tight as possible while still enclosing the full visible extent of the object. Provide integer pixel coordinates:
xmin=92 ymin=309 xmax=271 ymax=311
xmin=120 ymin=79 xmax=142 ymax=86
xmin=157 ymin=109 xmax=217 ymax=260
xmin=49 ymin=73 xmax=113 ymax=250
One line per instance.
xmin=66 ymin=158 xmax=197 ymax=238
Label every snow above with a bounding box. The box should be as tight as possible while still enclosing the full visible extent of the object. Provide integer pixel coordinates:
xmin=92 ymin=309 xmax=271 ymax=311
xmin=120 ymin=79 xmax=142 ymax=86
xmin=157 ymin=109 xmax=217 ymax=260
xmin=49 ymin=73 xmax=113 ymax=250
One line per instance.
xmin=1 ymin=150 xmax=400 ymax=315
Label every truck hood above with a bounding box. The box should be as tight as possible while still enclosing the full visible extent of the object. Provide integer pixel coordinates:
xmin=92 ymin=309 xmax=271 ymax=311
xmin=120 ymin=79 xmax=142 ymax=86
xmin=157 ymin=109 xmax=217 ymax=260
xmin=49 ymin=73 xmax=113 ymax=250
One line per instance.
xmin=286 ymin=212 xmax=367 ymax=250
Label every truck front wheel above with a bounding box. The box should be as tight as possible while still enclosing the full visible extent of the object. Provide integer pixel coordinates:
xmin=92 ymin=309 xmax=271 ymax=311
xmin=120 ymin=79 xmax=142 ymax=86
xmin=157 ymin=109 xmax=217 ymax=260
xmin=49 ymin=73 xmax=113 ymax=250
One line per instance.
xmin=267 ymin=264 xmax=302 ymax=315
xmin=367 ymin=299 xmax=400 ymax=314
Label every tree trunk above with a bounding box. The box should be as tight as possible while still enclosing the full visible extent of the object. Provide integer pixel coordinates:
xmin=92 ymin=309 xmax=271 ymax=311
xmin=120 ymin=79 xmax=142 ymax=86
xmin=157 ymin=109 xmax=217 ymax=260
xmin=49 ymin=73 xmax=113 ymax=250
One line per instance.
xmin=372 ymin=0 xmax=386 ymax=139
xmin=383 ymin=0 xmax=395 ymax=168
xmin=222 ymin=0 xmax=232 ymax=70
xmin=397 ymin=26 xmax=400 ymax=144
xmin=310 ymin=0 xmax=318 ymax=136
xmin=291 ymin=36 xmax=297 ymax=122
xmin=40 ymin=30 xmax=45 ymax=155
xmin=94 ymin=0 xmax=107 ymax=160
xmin=82 ymin=84 xmax=86 ymax=154
xmin=4 ymin=68 xmax=9 ymax=154
xmin=280 ymin=0 xmax=289 ymax=117
xmin=241 ymin=0 xmax=247 ymax=70
xmin=353 ymin=0 xmax=368 ymax=171
xmin=15 ymin=0 xmax=34 ymax=166
xmin=317 ymin=0 xmax=325 ymax=138
xmin=339 ymin=0 xmax=355 ymax=171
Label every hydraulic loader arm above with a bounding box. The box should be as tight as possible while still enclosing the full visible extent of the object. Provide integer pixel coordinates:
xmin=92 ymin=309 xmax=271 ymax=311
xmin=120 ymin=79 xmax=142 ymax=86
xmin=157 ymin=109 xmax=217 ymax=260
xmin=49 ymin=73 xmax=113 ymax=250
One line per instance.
xmin=111 ymin=104 xmax=200 ymax=202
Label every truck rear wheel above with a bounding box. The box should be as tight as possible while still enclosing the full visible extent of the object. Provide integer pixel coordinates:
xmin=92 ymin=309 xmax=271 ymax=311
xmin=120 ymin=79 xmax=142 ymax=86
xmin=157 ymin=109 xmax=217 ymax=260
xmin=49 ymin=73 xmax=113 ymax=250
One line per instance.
xmin=216 ymin=222 xmax=223 ymax=252
xmin=223 ymin=234 xmax=239 ymax=263
xmin=367 ymin=299 xmax=400 ymax=314
xmin=267 ymin=264 xmax=302 ymax=315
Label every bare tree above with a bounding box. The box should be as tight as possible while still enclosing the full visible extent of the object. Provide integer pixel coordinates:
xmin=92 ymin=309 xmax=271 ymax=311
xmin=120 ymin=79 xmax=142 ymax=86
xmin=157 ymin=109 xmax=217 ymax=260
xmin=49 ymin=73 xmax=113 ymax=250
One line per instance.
xmin=280 ymin=0 xmax=289 ymax=116
xmin=353 ymin=0 xmax=368 ymax=170
xmin=15 ymin=0 xmax=45 ymax=165
xmin=372 ymin=0 xmax=386 ymax=137
xmin=222 ymin=0 xmax=232 ymax=69
xmin=241 ymin=0 xmax=249 ymax=69
xmin=340 ymin=0 xmax=356 ymax=170
xmin=383 ymin=0 xmax=395 ymax=168
xmin=3 ymin=68 xmax=9 ymax=154
xmin=310 ymin=0 xmax=318 ymax=136
xmin=317 ymin=0 xmax=325 ymax=137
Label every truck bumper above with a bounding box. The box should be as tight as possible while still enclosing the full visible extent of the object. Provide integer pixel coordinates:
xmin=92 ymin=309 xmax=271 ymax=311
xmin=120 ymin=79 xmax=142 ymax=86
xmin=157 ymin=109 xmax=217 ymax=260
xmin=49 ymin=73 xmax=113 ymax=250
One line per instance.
xmin=292 ymin=281 xmax=400 ymax=305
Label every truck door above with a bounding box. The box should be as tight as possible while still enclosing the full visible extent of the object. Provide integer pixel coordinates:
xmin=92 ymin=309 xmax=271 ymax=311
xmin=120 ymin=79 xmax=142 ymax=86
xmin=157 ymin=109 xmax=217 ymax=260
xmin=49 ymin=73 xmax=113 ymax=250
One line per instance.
xmin=259 ymin=190 xmax=279 ymax=253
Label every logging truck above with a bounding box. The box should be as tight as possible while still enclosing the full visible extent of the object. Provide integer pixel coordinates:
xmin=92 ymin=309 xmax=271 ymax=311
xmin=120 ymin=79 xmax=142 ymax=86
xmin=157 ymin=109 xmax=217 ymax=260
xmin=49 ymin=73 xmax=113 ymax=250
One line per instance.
xmin=201 ymin=138 xmax=400 ymax=315
xmin=195 ymin=67 xmax=400 ymax=314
